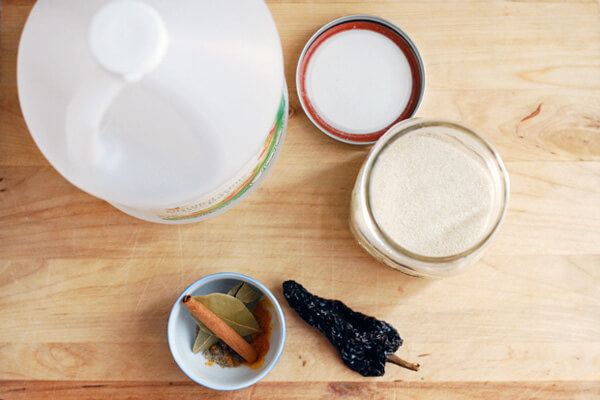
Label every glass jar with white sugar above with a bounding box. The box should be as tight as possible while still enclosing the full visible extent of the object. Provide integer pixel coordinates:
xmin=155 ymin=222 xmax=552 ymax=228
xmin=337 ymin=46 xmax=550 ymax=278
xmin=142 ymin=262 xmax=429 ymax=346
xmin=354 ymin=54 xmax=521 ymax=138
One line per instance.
xmin=350 ymin=119 xmax=509 ymax=278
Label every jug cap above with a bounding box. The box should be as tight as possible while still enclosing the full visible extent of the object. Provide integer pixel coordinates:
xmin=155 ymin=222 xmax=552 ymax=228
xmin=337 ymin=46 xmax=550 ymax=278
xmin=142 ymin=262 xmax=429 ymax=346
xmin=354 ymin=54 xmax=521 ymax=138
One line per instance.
xmin=296 ymin=15 xmax=425 ymax=145
xmin=89 ymin=1 xmax=168 ymax=82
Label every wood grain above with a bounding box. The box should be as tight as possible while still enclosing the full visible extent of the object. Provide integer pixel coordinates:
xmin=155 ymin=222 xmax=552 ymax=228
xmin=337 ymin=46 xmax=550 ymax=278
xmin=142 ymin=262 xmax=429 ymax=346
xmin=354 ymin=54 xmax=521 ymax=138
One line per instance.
xmin=1 ymin=161 xmax=599 ymax=257
xmin=1 ymin=381 xmax=599 ymax=400
xmin=0 ymin=255 xmax=598 ymax=382
xmin=0 ymin=0 xmax=599 ymax=398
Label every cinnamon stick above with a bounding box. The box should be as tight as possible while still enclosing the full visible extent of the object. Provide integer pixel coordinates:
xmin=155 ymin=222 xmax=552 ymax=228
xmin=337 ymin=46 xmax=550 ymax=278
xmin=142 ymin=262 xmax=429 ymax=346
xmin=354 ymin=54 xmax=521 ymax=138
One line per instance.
xmin=182 ymin=295 xmax=258 ymax=363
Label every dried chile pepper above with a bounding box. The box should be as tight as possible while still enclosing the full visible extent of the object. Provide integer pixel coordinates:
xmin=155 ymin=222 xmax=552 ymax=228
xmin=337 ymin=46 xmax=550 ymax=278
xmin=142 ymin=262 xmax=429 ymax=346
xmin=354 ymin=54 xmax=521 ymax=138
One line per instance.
xmin=283 ymin=280 xmax=408 ymax=377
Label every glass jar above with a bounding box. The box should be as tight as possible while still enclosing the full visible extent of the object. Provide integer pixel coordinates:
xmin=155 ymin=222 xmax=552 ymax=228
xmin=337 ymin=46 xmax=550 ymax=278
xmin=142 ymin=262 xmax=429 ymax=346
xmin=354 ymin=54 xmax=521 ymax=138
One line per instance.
xmin=350 ymin=119 xmax=509 ymax=278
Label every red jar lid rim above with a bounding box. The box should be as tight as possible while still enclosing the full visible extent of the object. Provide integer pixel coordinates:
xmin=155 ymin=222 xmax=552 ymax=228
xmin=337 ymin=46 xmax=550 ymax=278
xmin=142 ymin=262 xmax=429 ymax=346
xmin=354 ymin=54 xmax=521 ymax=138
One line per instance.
xmin=296 ymin=16 xmax=425 ymax=145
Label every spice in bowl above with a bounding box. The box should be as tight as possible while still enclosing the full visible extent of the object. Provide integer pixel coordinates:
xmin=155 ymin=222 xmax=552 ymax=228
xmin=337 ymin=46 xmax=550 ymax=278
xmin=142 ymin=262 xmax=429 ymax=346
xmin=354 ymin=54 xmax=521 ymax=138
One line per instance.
xmin=182 ymin=282 xmax=272 ymax=369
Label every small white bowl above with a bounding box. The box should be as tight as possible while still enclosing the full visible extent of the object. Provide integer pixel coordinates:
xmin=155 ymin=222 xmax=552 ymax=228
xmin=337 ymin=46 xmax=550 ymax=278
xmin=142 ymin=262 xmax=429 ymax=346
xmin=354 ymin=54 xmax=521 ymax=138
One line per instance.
xmin=168 ymin=273 xmax=286 ymax=391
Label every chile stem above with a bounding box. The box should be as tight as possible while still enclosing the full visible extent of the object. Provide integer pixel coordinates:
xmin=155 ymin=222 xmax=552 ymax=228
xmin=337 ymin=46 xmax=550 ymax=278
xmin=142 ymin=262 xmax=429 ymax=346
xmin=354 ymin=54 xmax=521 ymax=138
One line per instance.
xmin=387 ymin=354 xmax=420 ymax=371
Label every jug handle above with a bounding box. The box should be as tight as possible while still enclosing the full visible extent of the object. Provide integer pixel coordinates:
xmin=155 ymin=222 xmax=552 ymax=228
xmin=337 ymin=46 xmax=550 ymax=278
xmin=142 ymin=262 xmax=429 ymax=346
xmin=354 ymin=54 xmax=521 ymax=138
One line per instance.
xmin=65 ymin=73 xmax=124 ymax=166
xmin=64 ymin=0 xmax=167 ymax=166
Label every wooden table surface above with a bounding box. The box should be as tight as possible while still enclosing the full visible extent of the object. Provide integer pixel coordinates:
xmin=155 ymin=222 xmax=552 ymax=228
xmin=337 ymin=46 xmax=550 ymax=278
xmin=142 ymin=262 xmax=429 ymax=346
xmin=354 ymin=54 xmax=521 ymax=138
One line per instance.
xmin=1 ymin=0 xmax=599 ymax=399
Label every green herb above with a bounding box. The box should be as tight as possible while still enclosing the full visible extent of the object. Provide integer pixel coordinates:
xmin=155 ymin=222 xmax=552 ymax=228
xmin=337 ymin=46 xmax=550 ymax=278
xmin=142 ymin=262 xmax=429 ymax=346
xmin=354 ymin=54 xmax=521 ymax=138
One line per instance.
xmin=228 ymin=282 xmax=263 ymax=304
xmin=193 ymin=329 xmax=218 ymax=353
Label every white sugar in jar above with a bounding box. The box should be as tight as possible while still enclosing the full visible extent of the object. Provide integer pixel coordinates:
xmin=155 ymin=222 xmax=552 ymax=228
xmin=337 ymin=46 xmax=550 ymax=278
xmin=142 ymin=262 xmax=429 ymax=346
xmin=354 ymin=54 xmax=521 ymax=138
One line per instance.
xmin=350 ymin=119 xmax=509 ymax=278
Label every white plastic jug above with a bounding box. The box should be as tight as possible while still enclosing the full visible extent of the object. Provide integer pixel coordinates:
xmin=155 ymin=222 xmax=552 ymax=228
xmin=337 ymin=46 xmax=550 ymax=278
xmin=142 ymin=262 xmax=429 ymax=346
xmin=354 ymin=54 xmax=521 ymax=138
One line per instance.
xmin=18 ymin=0 xmax=287 ymax=223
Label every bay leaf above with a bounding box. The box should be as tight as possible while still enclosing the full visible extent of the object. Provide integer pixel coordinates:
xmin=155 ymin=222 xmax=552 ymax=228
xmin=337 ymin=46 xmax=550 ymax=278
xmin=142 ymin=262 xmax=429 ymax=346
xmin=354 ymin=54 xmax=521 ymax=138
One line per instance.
xmin=193 ymin=330 xmax=218 ymax=353
xmin=228 ymin=282 xmax=263 ymax=304
xmin=193 ymin=293 xmax=260 ymax=337
xmin=190 ymin=284 xmax=263 ymax=353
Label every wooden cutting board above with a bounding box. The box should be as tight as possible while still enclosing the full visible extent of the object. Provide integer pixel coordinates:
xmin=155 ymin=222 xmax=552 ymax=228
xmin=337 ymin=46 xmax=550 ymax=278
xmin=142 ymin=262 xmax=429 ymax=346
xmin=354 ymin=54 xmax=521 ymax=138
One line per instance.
xmin=1 ymin=0 xmax=599 ymax=399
